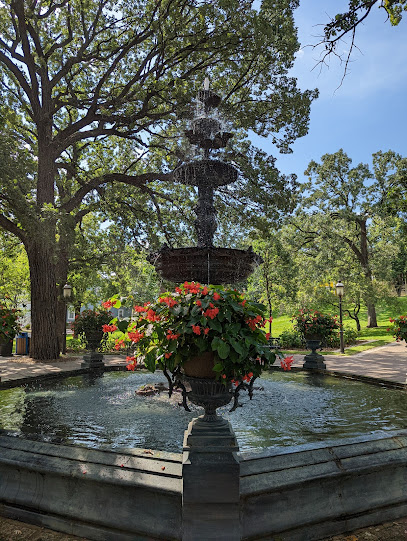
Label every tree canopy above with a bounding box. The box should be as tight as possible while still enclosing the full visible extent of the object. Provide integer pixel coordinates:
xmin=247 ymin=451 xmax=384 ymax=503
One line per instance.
xmin=0 ymin=0 xmax=317 ymax=359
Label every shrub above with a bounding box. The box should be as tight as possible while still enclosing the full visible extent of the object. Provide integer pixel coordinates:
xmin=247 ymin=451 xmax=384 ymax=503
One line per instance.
xmin=278 ymin=329 xmax=304 ymax=349
xmin=325 ymin=327 xmax=358 ymax=348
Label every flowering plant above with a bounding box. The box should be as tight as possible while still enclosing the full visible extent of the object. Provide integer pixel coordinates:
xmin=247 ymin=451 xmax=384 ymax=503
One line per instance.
xmin=388 ymin=315 xmax=407 ymax=343
xmin=0 ymin=303 xmax=21 ymax=341
xmin=71 ymin=308 xmax=113 ymax=347
xmin=292 ymin=308 xmax=339 ymax=342
xmin=104 ymin=282 xmax=293 ymax=384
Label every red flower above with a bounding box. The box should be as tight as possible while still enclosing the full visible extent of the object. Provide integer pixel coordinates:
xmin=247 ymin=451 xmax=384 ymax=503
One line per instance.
xmin=164 ymin=352 xmax=173 ymax=359
xmin=128 ymin=330 xmax=145 ymax=343
xmin=203 ymin=307 xmax=219 ymax=319
xmin=203 ymin=327 xmax=210 ymax=335
xmin=192 ymin=324 xmax=201 ymax=335
xmin=102 ymin=300 xmax=114 ymax=309
xmin=213 ymin=292 xmax=221 ymax=301
xmin=166 ymin=329 xmax=180 ymax=340
xmin=280 ymin=355 xmax=294 ymax=371
xmin=102 ymin=324 xmax=117 ymax=333
xmin=146 ymin=309 xmax=160 ymax=322
xmin=158 ymin=296 xmax=178 ymax=308
xmin=115 ymin=338 xmax=125 ymax=350
xmin=196 ymin=300 xmax=202 ymax=307
xmin=202 ymin=286 xmax=209 ymax=295
xmin=265 ymin=332 xmax=271 ymax=340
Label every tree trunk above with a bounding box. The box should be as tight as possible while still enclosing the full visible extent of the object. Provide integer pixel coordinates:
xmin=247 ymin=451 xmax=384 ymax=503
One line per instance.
xmin=366 ymin=303 xmax=378 ymax=328
xmin=26 ymin=239 xmax=60 ymax=360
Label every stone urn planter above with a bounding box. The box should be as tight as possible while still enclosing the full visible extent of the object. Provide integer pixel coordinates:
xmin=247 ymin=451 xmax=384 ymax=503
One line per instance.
xmin=81 ymin=330 xmax=105 ymax=370
xmin=303 ymin=335 xmax=326 ymax=370
xmin=0 ymin=337 xmax=13 ymax=357
xmin=181 ymin=352 xmax=233 ymax=422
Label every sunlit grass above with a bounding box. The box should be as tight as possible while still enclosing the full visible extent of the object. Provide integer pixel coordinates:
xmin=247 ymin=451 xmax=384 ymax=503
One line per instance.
xmin=271 ymin=298 xmax=407 ymax=355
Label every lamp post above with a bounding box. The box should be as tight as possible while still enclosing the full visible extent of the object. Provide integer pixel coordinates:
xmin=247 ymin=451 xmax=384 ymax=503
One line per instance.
xmin=335 ymin=281 xmax=345 ymax=354
xmin=62 ymin=283 xmax=72 ymax=355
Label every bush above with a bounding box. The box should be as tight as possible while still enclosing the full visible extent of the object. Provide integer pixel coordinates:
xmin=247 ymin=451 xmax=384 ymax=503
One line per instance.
xmin=278 ymin=327 xmax=358 ymax=349
xmin=279 ymin=329 xmax=304 ymax=349
xmin=325 ymin=327 xmax=358 ymax=348
xmin=389 ymin=315 xmax=407 ymax=343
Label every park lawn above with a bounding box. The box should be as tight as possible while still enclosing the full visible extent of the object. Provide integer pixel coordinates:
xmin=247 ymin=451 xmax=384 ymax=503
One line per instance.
xmin=271 ymin=298 xmax=407 ymax=355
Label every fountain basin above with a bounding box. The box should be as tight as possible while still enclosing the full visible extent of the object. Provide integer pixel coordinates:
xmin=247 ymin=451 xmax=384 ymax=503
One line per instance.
xmin=147 ymin=246 xmax=263 ymax=284
xmin=0 ymin=369 xmax=406 ymax=540
xmin=172 ymin=159 xmax=238 ymax=187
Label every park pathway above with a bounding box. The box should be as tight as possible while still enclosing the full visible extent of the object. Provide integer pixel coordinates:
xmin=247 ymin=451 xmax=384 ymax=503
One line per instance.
xmin=2 ymin=341 xmax=406 ymax=385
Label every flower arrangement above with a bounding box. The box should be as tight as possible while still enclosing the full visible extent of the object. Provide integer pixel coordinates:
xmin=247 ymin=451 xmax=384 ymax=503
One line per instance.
xmin=71 ymin=308 xmax=113 ymax=348
xmin=292 ymin=308 xmax=339 ymax=342
xmin=104 ymin=282 xmax=293 ymax=384
xmin=388 ymin=315 xmax=407 ymax=344
xmin=0 ymin=303 xmax=21 ymax=342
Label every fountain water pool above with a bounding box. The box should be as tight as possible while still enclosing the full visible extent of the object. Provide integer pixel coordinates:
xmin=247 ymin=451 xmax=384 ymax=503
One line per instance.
xmin=1 ymin=370 xmax=405 ymax=453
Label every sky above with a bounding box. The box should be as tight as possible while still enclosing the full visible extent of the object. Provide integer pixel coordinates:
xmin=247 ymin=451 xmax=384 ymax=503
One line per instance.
xmin=253 ymin=0 xmax=407 ymax=183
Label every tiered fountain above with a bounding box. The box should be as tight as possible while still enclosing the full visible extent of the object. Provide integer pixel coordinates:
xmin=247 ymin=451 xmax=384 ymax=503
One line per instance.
xmin=148 ymin=79 xmax=264 ymax=540
xmin=148 ymin=78 xmax=262 ymax=285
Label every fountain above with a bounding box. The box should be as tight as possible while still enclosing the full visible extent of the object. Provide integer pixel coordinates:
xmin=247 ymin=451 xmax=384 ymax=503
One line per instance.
xmin=148 ymin=77 xmax=262 ymax=285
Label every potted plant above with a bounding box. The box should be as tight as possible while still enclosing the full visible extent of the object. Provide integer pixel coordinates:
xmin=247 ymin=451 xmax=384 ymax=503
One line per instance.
xmin=71 ymin=308 xmax=113 ymax=352
xmin=292 ymin=308 xmax=339 ymax=344
xmin=389 ymin=315 xmax=407 ymax=345
xmin=0 ymin=303 xmax=21 ymax=357
xmin=104 ymin=282 xmax=293 ymax=414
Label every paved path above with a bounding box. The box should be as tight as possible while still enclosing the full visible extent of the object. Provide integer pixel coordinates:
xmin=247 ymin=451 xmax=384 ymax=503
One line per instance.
xmin=1 ymin=341 xmax=407 ymax=385
xmin=288 ymin=341 xmax=407 ymax=384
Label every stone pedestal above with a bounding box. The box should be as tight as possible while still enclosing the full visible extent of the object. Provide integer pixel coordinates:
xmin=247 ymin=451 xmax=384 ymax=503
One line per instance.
xmin=303 ymin=339 xmax=326 ymax=370
xmin=81 ymin=351 xmax=105 ymax=370
xmin=182 ymin=416 xmax=240 ymax=541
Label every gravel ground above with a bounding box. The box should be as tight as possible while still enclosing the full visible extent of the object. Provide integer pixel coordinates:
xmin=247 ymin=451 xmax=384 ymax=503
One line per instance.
xmin=0 ymin=516 xmax=406 ymax=540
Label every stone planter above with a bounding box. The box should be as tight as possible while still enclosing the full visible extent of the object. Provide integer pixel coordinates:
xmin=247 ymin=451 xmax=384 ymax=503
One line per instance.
xmin=303 ymin=335 xmax=326 ymax=370
xmin=84 ymin=330 xmax=104 ymax=352
xmin=0 ymin=338 xmax=13 ymax=357
xmin=81 ymin=330 xmax=105 ymax=370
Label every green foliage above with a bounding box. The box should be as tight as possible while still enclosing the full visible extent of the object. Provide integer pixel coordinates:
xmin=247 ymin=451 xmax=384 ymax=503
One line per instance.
xmin=0 ymin=231 xmax=30 ymax=307
xmin=0 ymin=303 xmax=21 ymax=341
xmin=70 ymin=309 xmax=112 ymax=347
xmin=325 ymin=328 xmax=359 ymax=348
xmin=388 ymin=314 xmax=407 ymax=343
xmin=108 ymin=282 xmax=281 ymax=383
xmin=292 ymin=308 xmax=340 ymax=341
xmin=278 ymin=329 xmax=303 ymax=349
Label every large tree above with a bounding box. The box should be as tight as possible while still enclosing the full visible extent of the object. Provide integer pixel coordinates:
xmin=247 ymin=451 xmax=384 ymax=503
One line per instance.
xmin=301 ymin=149 xmax=406 ymax=327
xmin=0 ymin=0 xmax=317 ymax=359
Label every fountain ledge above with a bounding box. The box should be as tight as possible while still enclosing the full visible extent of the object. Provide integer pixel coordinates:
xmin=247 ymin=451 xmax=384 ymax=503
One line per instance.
xmin=0 ymin=427 xmax=406 ymax=540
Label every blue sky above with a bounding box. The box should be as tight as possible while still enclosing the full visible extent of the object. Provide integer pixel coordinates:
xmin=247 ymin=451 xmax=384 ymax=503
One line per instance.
xmin=254 ymin=0 xmax=407 ymax=182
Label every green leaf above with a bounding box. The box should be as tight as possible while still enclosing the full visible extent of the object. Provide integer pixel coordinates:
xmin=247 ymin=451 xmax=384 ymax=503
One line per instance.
xmin=216 ymin=341 xmax=230 ymax=359
xmin=229 ymin=338 xmax=244 ymax=355
xmin=212 ymin=362 xmax=224 ymax=372
xmin=208 ymin=318 xmax=222 ymax=332
xmin=117 ymin=320 xmax=128 ymax=333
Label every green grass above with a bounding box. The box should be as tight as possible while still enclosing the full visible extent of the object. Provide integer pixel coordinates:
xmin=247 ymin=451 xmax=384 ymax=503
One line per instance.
xmin=271 ymin=298 xmax=407 ymax=355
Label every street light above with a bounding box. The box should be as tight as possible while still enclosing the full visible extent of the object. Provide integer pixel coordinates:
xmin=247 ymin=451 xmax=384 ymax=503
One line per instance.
xmin=335 ymin=281 xmax=345 ymax=354
xmin=62 ymin=283 xmax=72 ymax=355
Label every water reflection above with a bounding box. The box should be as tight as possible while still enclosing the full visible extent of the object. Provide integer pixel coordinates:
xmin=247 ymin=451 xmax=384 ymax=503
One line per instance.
xmin=0 ymin=371 xmax=405 ymax=453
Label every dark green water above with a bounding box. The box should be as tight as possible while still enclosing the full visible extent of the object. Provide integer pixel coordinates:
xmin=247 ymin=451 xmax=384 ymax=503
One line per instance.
xmin=0 ymin=371 xmax=405 ymax=452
